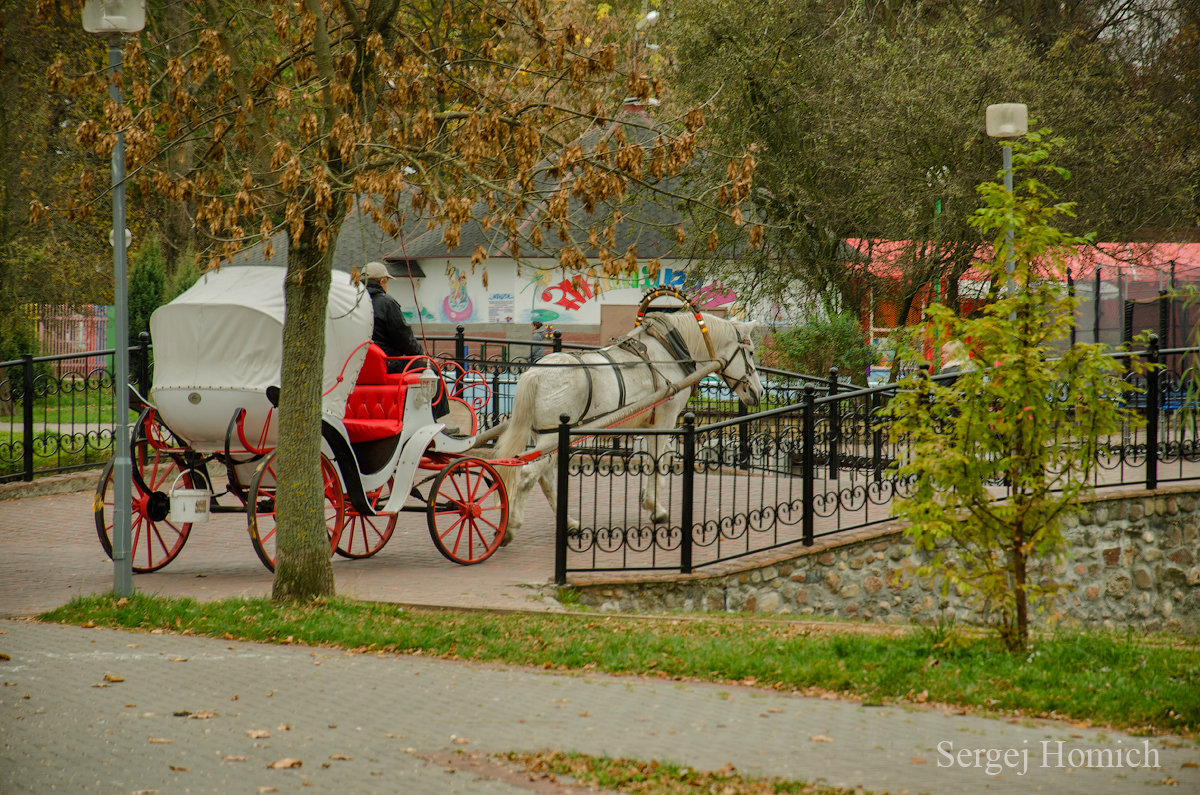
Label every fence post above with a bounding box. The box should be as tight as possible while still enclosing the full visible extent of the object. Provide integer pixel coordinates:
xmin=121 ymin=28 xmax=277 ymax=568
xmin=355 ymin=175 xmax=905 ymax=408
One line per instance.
xmin=554 ymin=412 xmax=571 ymax=585
xmin=22 ymin=354 xmax=35 ymax=482
xmin=137 ymin=331 xmax=151 ymax=405
xmin=681 ymin=413 xmax=695 ymax=574
xmin=737 ymin=401 xmax=749 ymax=467
xmin=827 ymin=367 xmax=839 ymax=479
xmin=454 ymin=325 xmax=466 ymax=370
xmin=1067 ymin=267 xmax=1076 ymax=347
xmin=552 ymin=330 xmax=563 ymax=354
xmin=1146 ymin=334 xmax=1159 ymax=491
xmin=871 ymin=391 xmax=883 ymax=484
xmin=802 ymin=385 xmax=815 ymax=547
xmin=491 ymin=368 xmax=501 ymax=427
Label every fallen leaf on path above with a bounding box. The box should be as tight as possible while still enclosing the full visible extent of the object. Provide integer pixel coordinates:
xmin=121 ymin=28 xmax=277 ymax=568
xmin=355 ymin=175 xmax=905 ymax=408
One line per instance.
xmin=267 ymin=758 xmax=302 ymax=770
xmin=277 ymin=722 xmax=290 ymax=731
xmin=221 ymin=755 xmax=248 ymax=762
xmin=453 ymin=737 xmax=471 ymax=745
xmin=808 ymin=735 xmax=834 ymax=743
xmin=103 ymin=673 xmax=124 ymax=682
xmin=246 ymin=729 xmax=271 ymax=739
xmin=914 ymin=690 xmax=928 ymax=703
xmin=910 ymin=758 xmax=927 ymax=764
xmin=147 ymin=737 xmax=173 ymax=744
xmin=168 ymin=765 xmax=188 ymax=772
xmin=0 ymin=653 xmax=10 ymax=661
xmin=258 ymin=787 xmax=277 ymax=793
xmin=168 ymin=657 xmax=187 ymax=663
xmin=330 ymin=754 xmax=352 ymax=761
xmin=189 ymin=710 xmax=217 ymax=720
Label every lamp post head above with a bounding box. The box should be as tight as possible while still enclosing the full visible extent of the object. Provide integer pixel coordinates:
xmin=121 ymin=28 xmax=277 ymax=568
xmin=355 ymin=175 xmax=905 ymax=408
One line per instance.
xmin=82 ymin=0 xmax=146 ymax=34
xmin=985 ymin=103 xmax=1028 ymax=139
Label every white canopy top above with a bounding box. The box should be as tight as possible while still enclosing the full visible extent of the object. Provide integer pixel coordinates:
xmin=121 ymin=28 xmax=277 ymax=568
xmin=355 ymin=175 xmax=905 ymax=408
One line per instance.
xmin=150 ymin=266 xmax=372 ymax=417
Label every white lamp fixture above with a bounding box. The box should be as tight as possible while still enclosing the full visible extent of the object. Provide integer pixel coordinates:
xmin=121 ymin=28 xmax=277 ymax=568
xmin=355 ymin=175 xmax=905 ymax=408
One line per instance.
xmin=82 ymin=0 xmax=146 ymax=33
xmin=985 ymin=103 xmax=1028 ymax=140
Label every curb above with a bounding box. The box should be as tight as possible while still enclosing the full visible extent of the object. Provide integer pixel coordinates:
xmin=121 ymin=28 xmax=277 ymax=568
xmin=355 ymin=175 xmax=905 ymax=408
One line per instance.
xmin=0 ymin=470 xmax=99 ymax=501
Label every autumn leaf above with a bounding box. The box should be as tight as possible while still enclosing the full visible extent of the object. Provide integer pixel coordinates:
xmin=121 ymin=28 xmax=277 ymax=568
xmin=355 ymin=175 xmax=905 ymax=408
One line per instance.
xmin=267 ymin=758 xmax=302 ymax=770
xmin=246 ymin=729 xmax=271 ymax=739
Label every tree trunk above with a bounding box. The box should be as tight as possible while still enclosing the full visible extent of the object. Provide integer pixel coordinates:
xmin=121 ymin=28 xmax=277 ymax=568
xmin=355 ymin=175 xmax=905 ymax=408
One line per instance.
xmin=1009 ymin=524 xmax=1029 ymax=652
xmin=271 ymin=225 xmax=338 ymax=601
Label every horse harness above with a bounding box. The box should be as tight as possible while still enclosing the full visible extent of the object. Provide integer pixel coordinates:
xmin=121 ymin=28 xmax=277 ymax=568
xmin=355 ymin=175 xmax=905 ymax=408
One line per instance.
xmin=533 ymin=314 xmax=704 ymax=432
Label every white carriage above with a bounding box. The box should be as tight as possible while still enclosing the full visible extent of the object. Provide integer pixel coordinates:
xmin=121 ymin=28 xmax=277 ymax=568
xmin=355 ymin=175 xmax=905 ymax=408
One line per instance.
xmin=93 ymin=266 xmax=509 ymax=572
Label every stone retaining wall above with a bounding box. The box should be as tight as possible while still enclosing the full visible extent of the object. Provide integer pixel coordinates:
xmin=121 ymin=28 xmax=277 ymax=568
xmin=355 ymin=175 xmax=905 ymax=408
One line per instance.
xmin=573 ymin=487 xmax=1200 ymax=634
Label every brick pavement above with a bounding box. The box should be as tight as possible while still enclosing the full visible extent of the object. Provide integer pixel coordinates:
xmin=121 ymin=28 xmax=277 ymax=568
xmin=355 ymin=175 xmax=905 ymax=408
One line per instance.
xmin=0 ymin=474 xmax=563 ymax=619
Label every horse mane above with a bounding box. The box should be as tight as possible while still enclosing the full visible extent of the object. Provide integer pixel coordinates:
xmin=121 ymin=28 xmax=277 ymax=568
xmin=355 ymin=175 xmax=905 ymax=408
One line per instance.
xmin=649 ymin=310 xmax=733 ymax=362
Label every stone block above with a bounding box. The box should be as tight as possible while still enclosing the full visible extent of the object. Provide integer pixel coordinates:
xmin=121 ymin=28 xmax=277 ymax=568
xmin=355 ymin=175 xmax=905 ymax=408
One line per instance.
xmin=1094 ymin=506 xmax=1109 ymax=526
xmin=824 ymin=572 xmax=841 ymax=593
xmin=1107 ymin=573 xmax=1132 ymax=599
xmin=1103 ymin=547 xmax=1121 ymax=566
xmin=1169 ymin=549 xmax=1194 ymax=566
xmin=1074 ymin=563 xmax=1088 ymax=576
xmin=864 ymin=576 xmax=883 ymax=595
xmin=758 ymin=592 xmax=781 ymax=612
xmin=794 ymin=586 xmax=809 ymax=605
xmin=1166 ymin=525 xmax=1183 ymax=548
xmin=848 ymin=557 xmax=864 ymax=570
xmin=1133 ymin=569 xmax=1153 ymax=590
xmin=1086 ymin=585 xmax=1100 ymax=600
xmin=818 ymin=552 xmax=836 ymax=566
xmin=1144 ymin=548 xmax=1164 ymax=562
xmin=1110 ymin=501 xmax=1128 ymax=521
xmin=1187 ymin=567 xmax=1200 ymax=586
xmin=1129 ymin=504 xmax=1145 ymax=522
xmin=789 ymin=571 xmax=808 ymax=583
xmin=872 ymin=540 xmax=890 ymax=552
xmin=839 ymin=584 xmax=861 ymax=599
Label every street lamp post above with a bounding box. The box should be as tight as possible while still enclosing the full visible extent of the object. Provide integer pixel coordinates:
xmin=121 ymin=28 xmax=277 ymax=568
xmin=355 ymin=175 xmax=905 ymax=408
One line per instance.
xmin=985 ymin=103 xmax=1028 ymax=293
xmin=84 ymin=0 xmax=145 ymax=597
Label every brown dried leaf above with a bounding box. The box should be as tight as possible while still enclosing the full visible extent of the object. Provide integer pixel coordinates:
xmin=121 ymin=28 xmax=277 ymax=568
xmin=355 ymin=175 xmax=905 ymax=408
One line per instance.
xmin=147 ymin=737 xmax=173 ymax=744
xmin=808 ymin=735 xmax=834 ymax=743
xmin=329 ymin=754 xmax=352 ymax=761
xmin=222 ymin=755 xmax=248 ymax=762
xmin=246 ymin=729 xmax=271 ymax=739
xmin=267 ymin=758 xmax=302 ymax=770
xmin=168 ymin=765 xmax=189 ymax=772
xmin=103 ymin=673 xmax=125 ymax=682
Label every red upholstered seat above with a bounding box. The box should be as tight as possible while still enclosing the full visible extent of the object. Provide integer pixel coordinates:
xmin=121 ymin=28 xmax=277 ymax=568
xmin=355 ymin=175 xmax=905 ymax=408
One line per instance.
xmin=343 ymin=344 xmax=411 ymax=443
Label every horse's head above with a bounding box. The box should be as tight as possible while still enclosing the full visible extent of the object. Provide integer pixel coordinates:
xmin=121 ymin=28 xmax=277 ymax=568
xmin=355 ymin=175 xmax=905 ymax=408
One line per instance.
xmin=700 ymin=315 xmax=764 ymax=407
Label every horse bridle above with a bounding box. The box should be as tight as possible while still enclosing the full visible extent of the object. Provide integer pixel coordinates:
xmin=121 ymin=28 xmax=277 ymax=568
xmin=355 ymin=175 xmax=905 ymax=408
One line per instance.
xmin=635 ymin=287 xmax=756 ymax=396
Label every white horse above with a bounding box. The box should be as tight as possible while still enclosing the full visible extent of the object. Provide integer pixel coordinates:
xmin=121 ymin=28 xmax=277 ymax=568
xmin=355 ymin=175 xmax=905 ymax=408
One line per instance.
xmin=492 ymin=310 xmax=764 ymax=540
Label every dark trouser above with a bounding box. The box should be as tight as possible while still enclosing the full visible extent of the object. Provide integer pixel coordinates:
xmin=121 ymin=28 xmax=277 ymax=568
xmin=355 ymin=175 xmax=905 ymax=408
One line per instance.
xmin=386 ymin=358 xmax=450 ymax=419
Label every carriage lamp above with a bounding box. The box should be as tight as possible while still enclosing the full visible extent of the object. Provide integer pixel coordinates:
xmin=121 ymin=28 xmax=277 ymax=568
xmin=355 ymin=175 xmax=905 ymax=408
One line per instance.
xmin=83 ymin=0 xmax=146 ymax=598
xmin=420 ymin=367 xmax=440 ymax=407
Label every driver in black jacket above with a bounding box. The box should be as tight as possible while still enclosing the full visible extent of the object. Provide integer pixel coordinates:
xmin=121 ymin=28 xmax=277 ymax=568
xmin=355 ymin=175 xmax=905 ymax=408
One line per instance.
xmin=362 ymin=261 xmax=450 ymax=422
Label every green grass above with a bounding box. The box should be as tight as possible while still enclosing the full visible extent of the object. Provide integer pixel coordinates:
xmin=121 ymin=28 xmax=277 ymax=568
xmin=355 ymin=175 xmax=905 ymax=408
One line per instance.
xmin=41 ymin=593 xmax=1200 ymax=736
xmin=500 ymin=750 xmax=856 ymax=794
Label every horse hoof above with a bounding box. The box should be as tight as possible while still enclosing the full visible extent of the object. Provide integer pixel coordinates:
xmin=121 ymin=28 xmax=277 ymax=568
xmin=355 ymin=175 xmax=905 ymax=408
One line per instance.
xmin=499 ymin=528 xmax=514 ymax=547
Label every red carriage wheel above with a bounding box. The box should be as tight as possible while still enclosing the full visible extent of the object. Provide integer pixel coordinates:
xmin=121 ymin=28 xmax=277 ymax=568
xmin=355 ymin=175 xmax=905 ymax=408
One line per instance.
xmin=426 ymin=457 xmax=508 ymax=565
xmin=337 ymin=478 xmax=398 ymax=559
xmin=94 ymin=439 xmax=194 ymax=573
xmin=247 ymin=452 xmax=345 ymax=572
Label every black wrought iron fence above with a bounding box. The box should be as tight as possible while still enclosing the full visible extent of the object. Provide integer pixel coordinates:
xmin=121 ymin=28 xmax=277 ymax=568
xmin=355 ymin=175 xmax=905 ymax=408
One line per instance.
xmin=2 ymin=325 xmax=817 ymax=483
xmin=1 ymin=335 xmax=154 ymax=483
xmin=553 ymin=338 xmax=1200 ymax=583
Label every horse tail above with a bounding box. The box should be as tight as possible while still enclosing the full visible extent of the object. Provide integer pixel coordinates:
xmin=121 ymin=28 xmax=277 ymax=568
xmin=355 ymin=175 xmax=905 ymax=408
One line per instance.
xmin=494 ymin=370 xmax=540 ymax=462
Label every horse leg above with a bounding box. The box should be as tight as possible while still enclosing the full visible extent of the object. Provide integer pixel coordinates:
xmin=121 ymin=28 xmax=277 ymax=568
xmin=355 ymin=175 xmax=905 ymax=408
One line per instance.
xmin=500 ymin=459 xmax=542 ymax=545
xmin=535 ymin=453 xmax=580 ymax=531
xmin=639 ymin=434 xmax=672 ymax=524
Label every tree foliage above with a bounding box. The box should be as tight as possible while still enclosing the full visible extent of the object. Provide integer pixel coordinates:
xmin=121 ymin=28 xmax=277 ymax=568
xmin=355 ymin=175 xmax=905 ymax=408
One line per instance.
xmin=36 ymin=0 xmax=745 ymax=600
xmin=884 ymin=133 xmax=1139 ymax=651
xmin=666 ymin=0 xmax=1196 ymax=331
xmin=763 ymin=313 xmax=878 ymax=383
